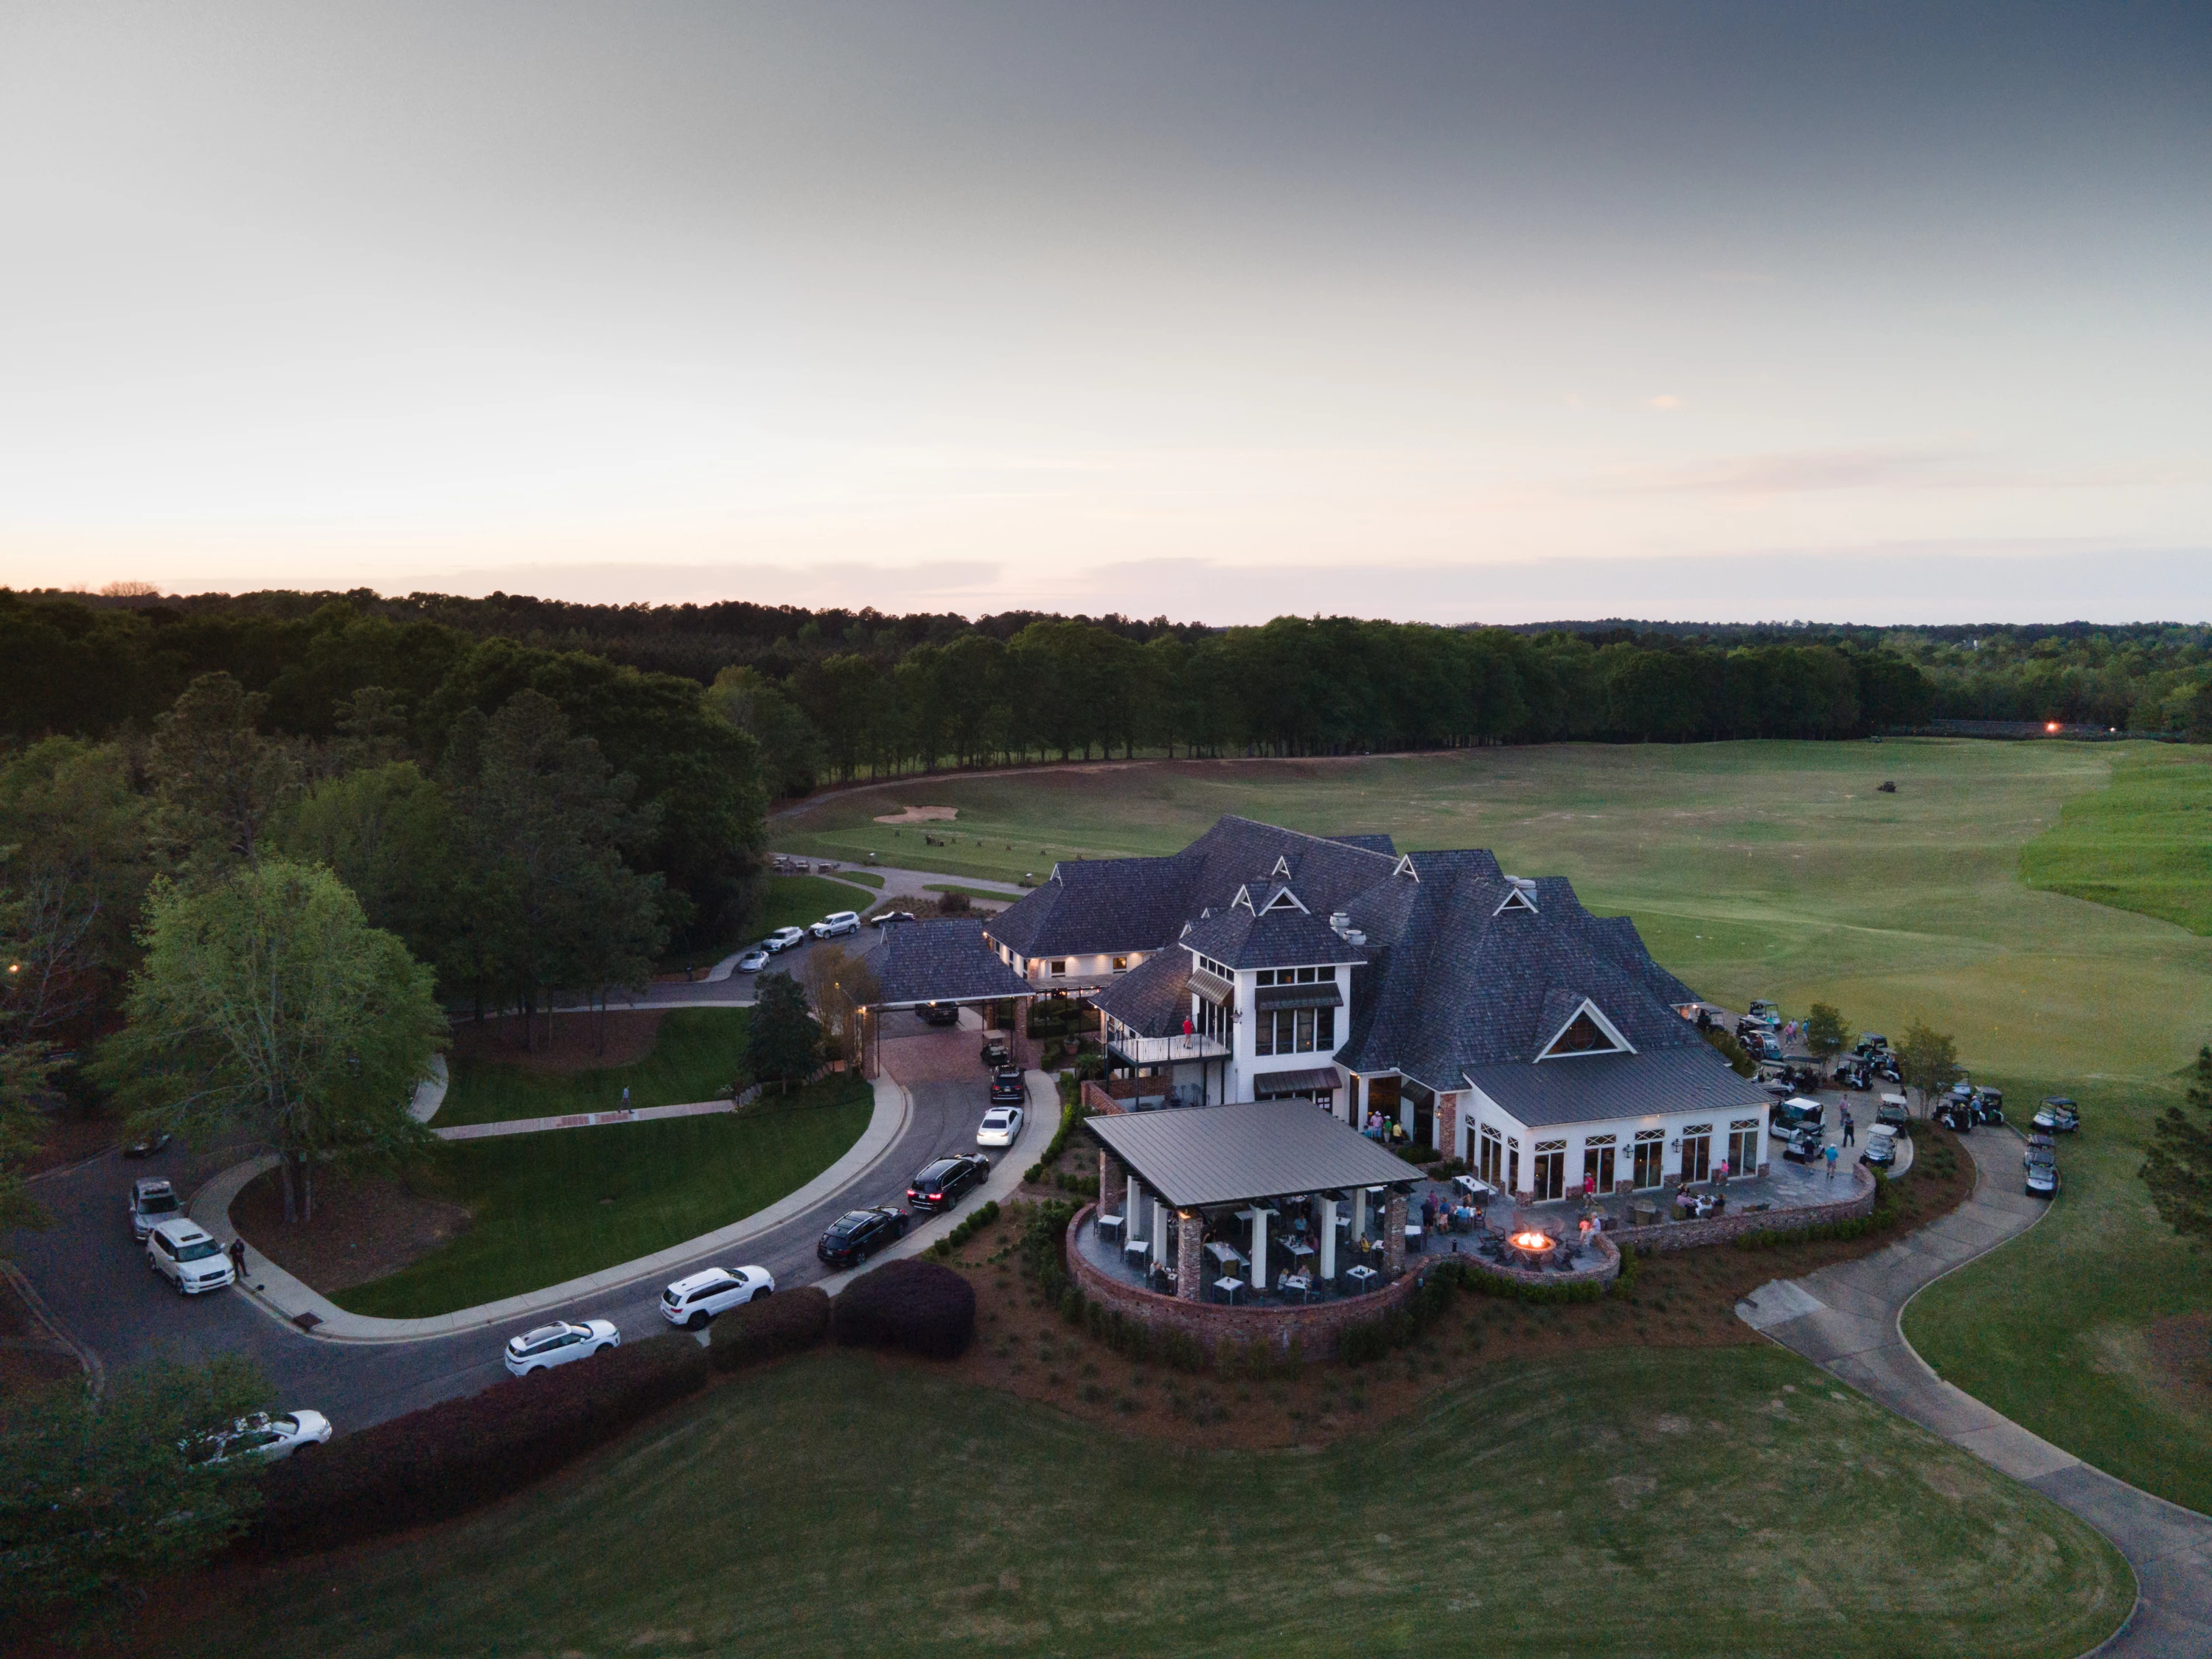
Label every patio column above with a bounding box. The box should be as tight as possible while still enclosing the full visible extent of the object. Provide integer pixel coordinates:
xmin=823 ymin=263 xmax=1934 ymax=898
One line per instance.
xmin=1240 ymin=1207 xmax=1270 ymax=1291
xmin=1352 ymin=1186 xmax=1367 ymax=1241
xmin=1176 ymin=1210 xmax=1203 ymax=1301
xmin=1127 ymin=1177 xmax=1145 ymax=1245
xmin=1099 ymin=1152 xmax=1127 ymax=1225
xmin=1152 ymin=1199 xmax=1169 ymax=1269
xmin=1385 ymin=1191 xmax=1408 ymax=1274
xmin=1317 ymin=1197 xmax=1338 ymax=1280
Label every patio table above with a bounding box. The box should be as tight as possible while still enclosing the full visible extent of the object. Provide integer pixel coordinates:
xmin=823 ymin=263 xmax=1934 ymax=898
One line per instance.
xmin=1344 ymin=1265 xmax=1379 ymax=1292
xmin=1206 ymin=1241 xmax=1248 ymax=1267
xmin=1096 ymin=1213 xmax=1125 ymax=1244
xmin=1123 ymin=1237 xmax=1150 ymax=1266
xmin=1404 ymin=1223 xmax=1424 ymax=1254
xmin=1286 ymin=1241 xmax=1315 ymax=1262
xmin=1214 ymin=1276 xmax=1244 ymax=1305
xmin=1279 ymin=1273 xmax=1315 ymax=1303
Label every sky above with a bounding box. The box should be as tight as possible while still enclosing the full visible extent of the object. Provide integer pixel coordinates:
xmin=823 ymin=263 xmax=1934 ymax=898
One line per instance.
xmin=1 ymin=1 xmax=2207 ymax=625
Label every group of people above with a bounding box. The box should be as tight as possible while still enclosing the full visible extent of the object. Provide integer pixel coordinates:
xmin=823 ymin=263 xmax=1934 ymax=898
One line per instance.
xmin=1419 ymin=1188 xmax=1484 ymax=1236
xmin=1363 ymin=1110 xmax=1410 ymax=1144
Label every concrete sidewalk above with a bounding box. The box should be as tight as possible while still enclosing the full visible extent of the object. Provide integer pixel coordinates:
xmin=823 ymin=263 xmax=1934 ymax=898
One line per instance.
xmin=190 ymin=1068 xmax=1055 ymax=1342
xmin=1741 ymin=1127 xmax=2212 ymax=1657
xmin=434 ymin=1098 xmax=732 ymax=1141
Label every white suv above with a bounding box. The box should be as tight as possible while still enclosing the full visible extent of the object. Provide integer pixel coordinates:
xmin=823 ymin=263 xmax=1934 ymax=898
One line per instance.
xmin=147 ymin=1218 xmax=235 ymax=1295
xmin=810 ymin=911 xmax=860 ymax=939
xmin=659 ymin=1265 xmax=775 ymax=1328
xmin=765 ymin=927 xmax=807 ymax=953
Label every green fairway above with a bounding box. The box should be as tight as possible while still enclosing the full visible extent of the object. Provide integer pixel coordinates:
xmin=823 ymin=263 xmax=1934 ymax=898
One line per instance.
xmin=2020 ymin=750 xmax=2212 ymax=935
xmin=438 ymin=1009 xmax=751 ymax=1127
xmin=776 ymin=740 xmax=2212 ymax=1504
xmin=187 ymin=1346 xmax=2129 ymax=1659
xmin=334 ymin=1074 xmax=872 ymax=1318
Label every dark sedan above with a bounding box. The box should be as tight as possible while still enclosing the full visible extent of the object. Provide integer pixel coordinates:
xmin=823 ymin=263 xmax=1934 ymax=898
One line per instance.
xmin=907 ymin=1155 xmax=990 ymax=1214
xmin=816 ymin=1206 xmax=908 ymax=1268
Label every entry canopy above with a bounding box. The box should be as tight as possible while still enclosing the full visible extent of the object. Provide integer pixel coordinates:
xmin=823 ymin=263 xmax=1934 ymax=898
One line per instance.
xmin=1086 ymin=1100 xmax=1417 ymax=1211
xmin=874 ymin=919 xmax=1032 ymax=1009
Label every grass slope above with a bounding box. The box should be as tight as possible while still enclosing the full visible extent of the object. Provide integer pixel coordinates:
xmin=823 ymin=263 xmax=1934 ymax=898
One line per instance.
xmin=188 ymin=1347 xmax=2129 ymax=1659
xmin=438 ymin=1009 xmax=751 ymax=1128
xmin=335 ymin=1075 xmax=872 ymax=1318
xmin=2020 ymin=751 xmax=2212 ymax=936
xmin=754 ymin=872 xmax=879 ymax=937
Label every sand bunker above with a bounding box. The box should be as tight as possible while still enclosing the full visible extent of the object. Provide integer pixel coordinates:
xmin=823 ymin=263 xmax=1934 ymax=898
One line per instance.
xmin=874 ymin=805 xmax=959 ymax=824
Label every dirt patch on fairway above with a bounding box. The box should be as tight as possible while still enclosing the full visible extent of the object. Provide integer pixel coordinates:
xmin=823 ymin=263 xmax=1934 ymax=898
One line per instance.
xmin=234 ymin=1167 xmax=473 ymax=1294
xmin=916 ymin=1126 xmax=1978 ymax=1453
xmin=2137 ymin=1312 xmax=2212 ymax=1408
xmin=874 ymin=804 xmax=959 ymax=824
xmin=446 ymin=1010 xmax=664 ymax=1074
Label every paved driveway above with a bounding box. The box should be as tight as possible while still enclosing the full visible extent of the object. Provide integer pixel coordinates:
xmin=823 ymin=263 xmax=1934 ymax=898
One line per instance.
xmin=7 ymin=1015 xmax=1007 ymax=1433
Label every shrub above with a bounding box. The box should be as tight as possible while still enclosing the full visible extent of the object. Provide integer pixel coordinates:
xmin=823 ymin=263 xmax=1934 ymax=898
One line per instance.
xmin=931 ymin=1199 xmax=1002 ymax=1256
xmin=248 ymin=1334 xmax=711 ymax=1556
xmin=1394 ymin=1141 xmax=1441 ymax=1165
xmin=832 ymin=1258 xmax=977 ymax=1360
xmin=708 ymin=1285 xmax=830 ymax=1373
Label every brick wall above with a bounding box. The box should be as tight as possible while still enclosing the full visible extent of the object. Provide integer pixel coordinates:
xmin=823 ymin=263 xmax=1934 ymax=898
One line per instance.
xmin=1065 ymin=1205 xmax=1423 ymax=1360
xmin=1609 ymin=1166 xmax=1876 ymax=1253
xmin=1447 ymin=1226 xmax=1621 ymax=1289
xmin=1081 ymin=1079 xmax=1129 ymax=1118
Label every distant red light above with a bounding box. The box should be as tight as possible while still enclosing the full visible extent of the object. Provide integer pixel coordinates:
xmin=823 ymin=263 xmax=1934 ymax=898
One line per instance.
xmin=2045 ymin=721 xmax=2061 ymax=733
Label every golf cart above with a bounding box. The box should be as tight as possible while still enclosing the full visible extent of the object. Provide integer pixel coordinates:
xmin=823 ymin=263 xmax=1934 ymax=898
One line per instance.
xmin=1934 ymin=1096 xmax=1974 ymax=1133
xmin=1970 ymin=1087 xmax=2005 ymax=1128
xmin=1747 ymin=1000 xmax=1782 ymax=1029
xmin=1834 ymin=1058 xmax=1873 ymax=1091
xmin=1770 ymin=1096 xmax=1825 ymax=1137
xmin=2024 ymin=1135 xmax=2060 ymax=1198
xmin=2033 ymin=1097 xmax=2081 ymax=1134
xmin=1861 ymin=1123 xmax=1902 ymax=1169
xmin=1782 ymin=1125 xmax=1826 ymax=1164
xmin=1876 ymin=1093 xmax=1911 ymax=1128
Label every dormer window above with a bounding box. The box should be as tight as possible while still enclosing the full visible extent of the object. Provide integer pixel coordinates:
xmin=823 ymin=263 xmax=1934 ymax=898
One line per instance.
xmin=1496 ymin=876 xmax=1538 ymax=914
xmin=1262 ymin=886 xmax=1307 ymax=914
xmin=1537 ymin=998 xmax=1635 ymax=1060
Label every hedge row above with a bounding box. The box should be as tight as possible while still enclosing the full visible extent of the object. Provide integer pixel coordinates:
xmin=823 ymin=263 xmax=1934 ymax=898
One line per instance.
xmin=1023 ymin=1101 xmax=1094 ymax=1183
xmin=247 ymin=1333 xmax=712 ymax=1556
xmin=1735 ymin=1171 xmax=1897 ymax=1251
xmin=929 ymin=1198 xmax=1001 ymax=1256
xmin=708 ymin=1286 xmax=830 ymax=1371
xmin=832 ymin=1259 xmax=977 ymax=1360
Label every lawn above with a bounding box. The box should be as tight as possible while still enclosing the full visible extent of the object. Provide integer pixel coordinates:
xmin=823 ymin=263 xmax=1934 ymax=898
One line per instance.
xmin=754 ymin=872 xmax=880 ymax=936
xmin=438 ymin=1009 xmax=752 ymax=1127
xmin=184 ymin=1346 xmax=2129 ymax=1659
xmin=2020 ymin=748 xmax=2212 ymax=935
xmin=775 ymin=740 xmax=2212 ymax=1505
xmin=334 ymin=1074 xmax=874 ymax=1318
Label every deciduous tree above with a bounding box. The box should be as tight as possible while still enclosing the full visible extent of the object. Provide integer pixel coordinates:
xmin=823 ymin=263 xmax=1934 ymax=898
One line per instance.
xmin=1804 ymin=1003 xmax=1848 ymax=1062
xmin=1895 ymin=1020 xmax=1961 ymax=1119
xmin=94 ymin=862 xmax=442 ymax=1222
xmin=748 ymin=971 xmax=820 ymax=1087
xmin=0 ymin=1356 xmax=270 ymax=1624
xmin=148 ymin=672 xmax=299 ymax=874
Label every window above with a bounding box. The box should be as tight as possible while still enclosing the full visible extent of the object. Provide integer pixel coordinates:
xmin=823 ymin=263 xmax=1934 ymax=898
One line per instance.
xmin=1632 ymin=1133 xmax=1665 ymax=1189
xmin=1255 ymin=1011 xmax=1272 ymax=1054
xmin=1680 ymin=1132 xmax=1711 ymax=1183
xmin=1298 ymin=966 xmax=1318 ymax=984
xmin=1479 ymin=1125 xmax=1503 ymax=1186
xmin=1111 ymin=956 xmax=1127 ymax=971
xmin=1295 ymin=1008 xmax=1315 ymax=1052
xmin=1729 ymin=1124 xmax=1760 ymax=1178
xmin=1256 ymin=970 xmax=1276 ymax=986
xmin=1316 ymin=1005 xmax=1335 ymax=1048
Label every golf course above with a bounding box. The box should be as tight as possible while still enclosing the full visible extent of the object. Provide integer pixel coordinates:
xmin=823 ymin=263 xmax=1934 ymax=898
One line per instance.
xmin=778 ymin=739 xmax=2212 ymax=1506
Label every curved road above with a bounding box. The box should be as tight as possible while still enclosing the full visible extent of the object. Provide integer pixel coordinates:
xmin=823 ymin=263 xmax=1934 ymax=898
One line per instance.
xmin=8 ymin=1015 xmax=1007 ymax=1432
xmin=1741 ymin=1125 xmax=2212 ymax=1658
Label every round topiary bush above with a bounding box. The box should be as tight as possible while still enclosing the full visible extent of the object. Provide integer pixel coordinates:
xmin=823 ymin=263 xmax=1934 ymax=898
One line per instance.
xmin=708 ymin=1284 xmax=830 ymax=1373
xmin=831 ymin=1257 xmax=976 ymax=1360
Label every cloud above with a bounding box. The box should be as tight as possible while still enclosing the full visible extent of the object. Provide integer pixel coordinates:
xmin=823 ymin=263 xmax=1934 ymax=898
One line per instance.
xmin=1647 ymin=394 xmax=1684 ymax=410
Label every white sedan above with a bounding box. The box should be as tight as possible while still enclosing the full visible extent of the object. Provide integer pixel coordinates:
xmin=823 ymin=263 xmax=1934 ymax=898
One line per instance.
xmin=660 ymin=1265 xmax=775 ymax=1328
xmin=976 ymin=1105 xmax=1023 ymax=1148
xmin=504 ymin=1318 xmax=620 ymax=1377
xmin=195 ymin=1410 xmax=333 ymax=1464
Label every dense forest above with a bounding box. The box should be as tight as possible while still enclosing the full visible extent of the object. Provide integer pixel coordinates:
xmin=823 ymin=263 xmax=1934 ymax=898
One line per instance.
xmin=11 ymin=587 xmax=2208 ymax=799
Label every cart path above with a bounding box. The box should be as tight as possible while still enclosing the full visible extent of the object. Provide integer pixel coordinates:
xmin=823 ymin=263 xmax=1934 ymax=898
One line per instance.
xmin=1739 ymin=1127 xmax=2212 ymax=1658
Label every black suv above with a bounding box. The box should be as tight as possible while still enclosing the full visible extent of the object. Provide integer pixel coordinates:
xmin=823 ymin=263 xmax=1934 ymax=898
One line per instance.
xmin=817 ymin=1206 xmax=908 ymax=1267
xmin=907 ymin=1155 xmax=990 ymax=1214
xmin=989 ymin=1067 xmax=1026 ymax=1105
xmin=919 ymin=1002 xmax=960 ymax=1026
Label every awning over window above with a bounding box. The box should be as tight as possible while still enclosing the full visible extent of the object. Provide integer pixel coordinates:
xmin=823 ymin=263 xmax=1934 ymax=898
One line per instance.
xmin=1253 ymin=1065 xmax=1342 ymax=1097
xmin=1255 ymin=982 xmax=1343 ymax=1011
xmin=1189 ymin=965 xmax=1235 ymax=1006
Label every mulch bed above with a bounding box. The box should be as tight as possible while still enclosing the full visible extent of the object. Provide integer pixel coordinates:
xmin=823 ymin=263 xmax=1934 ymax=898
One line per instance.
xmin=445 ymin=1010 xmax=664 ymax=1076
xmin=932 ymin=1124 xmax=1979 ymax=1453
xmin=233 ymin=1167 xmax=474 ymax=1295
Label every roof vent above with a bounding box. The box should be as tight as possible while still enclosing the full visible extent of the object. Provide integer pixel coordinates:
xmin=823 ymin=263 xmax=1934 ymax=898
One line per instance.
xmin=1328 ymin=911 xmax=1352 ymax=936
xmin=1345 ymin=929 xmax=1366 ymax=947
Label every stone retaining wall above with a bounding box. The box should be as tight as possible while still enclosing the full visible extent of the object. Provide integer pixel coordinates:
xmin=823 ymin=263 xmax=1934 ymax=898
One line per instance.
xmin=1442 ymin=1226 xmax=1621 ymax=1288
xmin=1065 ymin=1204 xmax=1421 ymax=1360
xmin=1608 ymin=1166 xmax=1877 ymax=1253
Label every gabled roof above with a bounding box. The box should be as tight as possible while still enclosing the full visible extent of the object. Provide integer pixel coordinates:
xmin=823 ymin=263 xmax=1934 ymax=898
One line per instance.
xmin=874 ymin=919 xmax=1033 ymax=1007
xmin=1464 ymin=1046 xmax=1772 ymax=1130
xmin=1181 ymin=904 xmax=1365 ymax=972
xmin=1334 ymin=857 xmax=1700 ymax=1089
xmin=1091 ymin=949 xmax=1194 ymax=1039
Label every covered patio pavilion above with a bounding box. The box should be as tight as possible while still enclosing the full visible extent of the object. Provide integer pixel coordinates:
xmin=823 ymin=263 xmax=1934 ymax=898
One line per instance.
xmin=1084 ymin=1101 xmax=1422 ymax=1306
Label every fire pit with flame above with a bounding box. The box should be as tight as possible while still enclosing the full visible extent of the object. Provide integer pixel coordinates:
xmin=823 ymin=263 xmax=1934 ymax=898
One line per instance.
xmin=1503 ymin=1227 xmax=1562 ymax=1270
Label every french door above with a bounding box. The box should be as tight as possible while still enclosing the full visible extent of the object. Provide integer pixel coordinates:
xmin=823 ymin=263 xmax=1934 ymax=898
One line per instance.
xmin=1583 ymin=1145 xmax=1616 ymax=1194
xmin=1532 ymin=1149 xmax=1565 ymax=1201
xmin=1680 ymin=1134 xmax=1711 ymax=1184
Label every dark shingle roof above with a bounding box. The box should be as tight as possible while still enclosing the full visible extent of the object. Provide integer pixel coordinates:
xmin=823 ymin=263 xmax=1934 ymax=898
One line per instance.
xmin=874 ymin=919 xmax=1033 ymax=1006
xmin=1091 ymin=950 xmax=1193 ymax=1038
xmin=1180 ymin=904 xmax=1364 ymax=971
xmin=1461 ymin=1046 xmax=1773 ymax=1129
xmin=1326 ymin=833 xmax=1399 ymax=855
xmin=1085 ymin=1100 xmax=1416 ymax=1209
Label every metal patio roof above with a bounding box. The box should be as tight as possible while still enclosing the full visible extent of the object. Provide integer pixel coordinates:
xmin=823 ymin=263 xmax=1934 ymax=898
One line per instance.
xmin=1085 ymin=1100 xmax=1416 ymax=1211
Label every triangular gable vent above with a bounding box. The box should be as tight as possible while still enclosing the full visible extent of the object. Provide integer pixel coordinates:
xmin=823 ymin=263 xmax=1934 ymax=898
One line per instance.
xmin=1231 ymin=886 xmax=1255 ymax=913
xmin=1537 ymin=998 xmax=1635 ymax=1060
xmin=1271 ymin=855 xmax=1291 ymax=878
xmin=1393 ymin=855 xmax=1419 ymax=883
xmin=1262 ymin=886 xmax=1307 ymax=914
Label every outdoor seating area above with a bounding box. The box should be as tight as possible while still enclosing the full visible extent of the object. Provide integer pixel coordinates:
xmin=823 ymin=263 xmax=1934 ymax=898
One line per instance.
xmin=1074 ymin=1184 xmax=1411 ymax=1307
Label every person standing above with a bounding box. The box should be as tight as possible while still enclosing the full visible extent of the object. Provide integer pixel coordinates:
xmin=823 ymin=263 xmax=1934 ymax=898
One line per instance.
xmin=228 ymin=1237 xmax=247 ymax=1281
xmin=1842 ymin=1108 xmax=1856 ymax=1147
xmin=1823 ymin=1141 xmax=1840 ymax=1183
